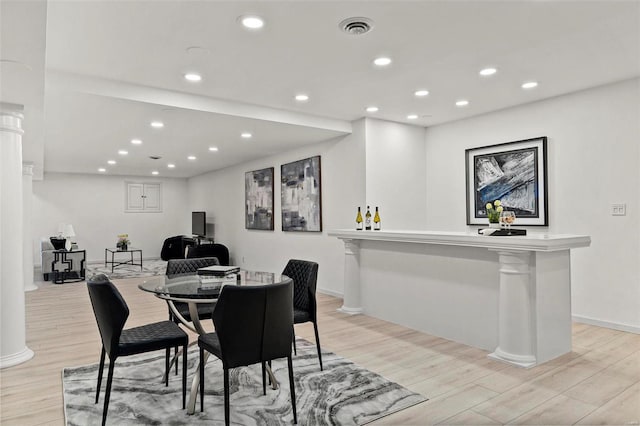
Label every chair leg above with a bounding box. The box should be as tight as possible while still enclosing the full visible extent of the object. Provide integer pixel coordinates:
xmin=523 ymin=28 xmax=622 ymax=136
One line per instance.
xmin=182 ymin=343 xmax=188 ymax=409
xmin=292 ymin=326 xmax=297 ymax=355
xmin=102 ymin=359 xmax=116 ymax=426
xmin=288 ymin=355 xmax=297 ymax=425
xmin=261 ymin=362 xmax=266 ymax=395
xmin=175 ymin=346 xmax=179 ymax=375
xmin=95 ymin=347 xmax=106 ymax=404
xmin=313 ymin=321 xmax=323 ymax=371
xmin=223 ymin=368 xmax=230 ymax=426
xmin=165 ymin=347 xmax=170 ymax=386
xmin=199 ymin=347 xmax=204 ymax=413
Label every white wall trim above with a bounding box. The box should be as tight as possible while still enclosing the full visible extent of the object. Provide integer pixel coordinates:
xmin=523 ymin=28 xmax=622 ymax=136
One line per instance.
xmin=318 ymin=287 xmax=343 ymax=299
xmin=573 ymin=315 xmax=640 ymax=335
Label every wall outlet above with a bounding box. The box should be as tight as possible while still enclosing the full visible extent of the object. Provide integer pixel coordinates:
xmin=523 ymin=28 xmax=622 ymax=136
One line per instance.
xmin=611 ymin=203 xmax=626 ymax=216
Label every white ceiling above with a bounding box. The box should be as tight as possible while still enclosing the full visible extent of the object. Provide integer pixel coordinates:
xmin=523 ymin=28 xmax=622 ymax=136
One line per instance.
xmin=2 ymin=0 xmax=639 ymax=178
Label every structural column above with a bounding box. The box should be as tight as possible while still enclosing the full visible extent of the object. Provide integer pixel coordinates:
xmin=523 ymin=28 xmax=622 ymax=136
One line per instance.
xmin=0 ymin=103 xmax=34 ymax=368
xmin=338 ymin=238 xmax=363 ymax=314
xmin=488 ymin=250 xmax=536 ymax=368
xmin=23 ymin=162 xmax=37 ymax=292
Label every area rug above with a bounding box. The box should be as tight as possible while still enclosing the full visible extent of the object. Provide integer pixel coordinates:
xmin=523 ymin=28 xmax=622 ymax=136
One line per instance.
xmin=63 ymin=338 xmax=426 ymax=425
xmin=85 ymin=259 xmax=168 ymax=280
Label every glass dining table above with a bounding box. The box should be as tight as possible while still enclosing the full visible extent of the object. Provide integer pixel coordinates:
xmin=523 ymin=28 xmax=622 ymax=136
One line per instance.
xmin=139 ymin=270 xmax=293 ymax=414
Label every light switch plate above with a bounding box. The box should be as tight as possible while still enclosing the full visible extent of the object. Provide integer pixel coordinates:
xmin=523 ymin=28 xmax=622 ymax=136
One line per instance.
xmin=611 ymin=203 xmax=626 ymax=216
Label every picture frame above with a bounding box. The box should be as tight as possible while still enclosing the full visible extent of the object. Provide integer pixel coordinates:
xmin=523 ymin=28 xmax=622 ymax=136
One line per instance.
xmin=245 ymin=167 xmax=274 ymax=230
xmin=281 ymin=155 xmax=322 ymax=232
xmin=465 ymin=137 xmax=548 ymax=226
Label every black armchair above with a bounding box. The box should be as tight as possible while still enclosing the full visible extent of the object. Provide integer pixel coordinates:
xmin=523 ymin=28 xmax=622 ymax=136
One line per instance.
xmin=198 ymin=281 xmax=297 ymax=425
xmin=165 ymin=257 xmax=220 ymax=322
xmin=283 ymin=259 xmax=322 ymax=370
xmin=186 ymin=243 xmax=230 ymax=266
xmin=87 ymin=274 xmax=188 ymax=426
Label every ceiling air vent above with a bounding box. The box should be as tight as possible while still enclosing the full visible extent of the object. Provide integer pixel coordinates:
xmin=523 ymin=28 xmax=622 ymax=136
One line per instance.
xmin=149 ymin=156 xmax=162 ymax=160
xmin=339 ymin=17 xmax=374 ymax=35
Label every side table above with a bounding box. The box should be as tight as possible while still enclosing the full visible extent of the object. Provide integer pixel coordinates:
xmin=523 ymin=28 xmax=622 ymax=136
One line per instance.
xmin=105 ymin=248 xmax=143 ymax=273
xmin=52 ymin=249 xmax=86 ymax=284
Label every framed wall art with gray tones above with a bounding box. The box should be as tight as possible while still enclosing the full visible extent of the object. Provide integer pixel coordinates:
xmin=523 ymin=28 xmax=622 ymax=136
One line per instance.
xmin=281 ymin=156 xmax=322 ymax=232
xmin=245 ymin=167 xmax=274 ymax=230
xmin=466 ymin=137 xmax=548 ymax=226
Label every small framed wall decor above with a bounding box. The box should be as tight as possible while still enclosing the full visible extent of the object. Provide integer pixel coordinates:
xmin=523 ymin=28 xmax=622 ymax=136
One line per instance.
xmin=465 ymin=137 xmax=548 ymax=226
xmin=281 ymin=155 xmax=322 ymax=232
xmin=245 ymin=167 xmax=274 ymax=230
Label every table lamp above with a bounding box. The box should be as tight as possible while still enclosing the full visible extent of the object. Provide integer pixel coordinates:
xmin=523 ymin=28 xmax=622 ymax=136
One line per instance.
xmin=64 ymin=224 xmax=76 ymax=251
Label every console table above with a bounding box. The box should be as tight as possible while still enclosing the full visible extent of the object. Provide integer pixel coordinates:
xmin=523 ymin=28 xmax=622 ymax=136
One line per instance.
xmin=328 ymin=229 xmax=590 ymax=368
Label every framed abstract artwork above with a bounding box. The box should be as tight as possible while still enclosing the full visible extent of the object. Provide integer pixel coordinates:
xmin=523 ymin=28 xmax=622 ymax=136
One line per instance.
xmin=281 ymin=155 xmax=322 ymax=232
xmin=465 ymin=137 xmax=548 ymax=226
xmin=245 ymin=167 xmax=274 ymax=230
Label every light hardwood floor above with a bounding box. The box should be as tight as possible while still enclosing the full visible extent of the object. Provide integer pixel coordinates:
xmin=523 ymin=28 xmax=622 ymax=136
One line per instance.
xmin=1 ymin=277 xmax=639 ymax=425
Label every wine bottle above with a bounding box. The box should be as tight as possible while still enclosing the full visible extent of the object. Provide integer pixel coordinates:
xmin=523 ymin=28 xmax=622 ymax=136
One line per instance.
xmin=373 ymin=206 xmax=381 ymax=230
xmin=356 ymin=207 xmax=363 ymax=230
xmin=365 ymin=206 xmax=372 ymax=230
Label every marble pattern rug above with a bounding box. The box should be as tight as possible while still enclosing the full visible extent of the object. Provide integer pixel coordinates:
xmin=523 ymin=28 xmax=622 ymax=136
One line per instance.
xmin=63 ymin=338 xmax=426 ymax=425
xmin=85 ymin=259 xmax=168 ymax=280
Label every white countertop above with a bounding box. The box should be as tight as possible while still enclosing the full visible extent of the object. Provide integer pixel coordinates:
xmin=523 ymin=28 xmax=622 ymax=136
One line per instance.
xmin=327 ymin=229 xmax=591 ymax=252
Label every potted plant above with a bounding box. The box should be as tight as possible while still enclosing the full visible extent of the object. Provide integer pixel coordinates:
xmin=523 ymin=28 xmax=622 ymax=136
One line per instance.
xmin=486 ymin=200 xmax=503 ymax=228
xmin=116 ymin=234 xmax=130 ymax=251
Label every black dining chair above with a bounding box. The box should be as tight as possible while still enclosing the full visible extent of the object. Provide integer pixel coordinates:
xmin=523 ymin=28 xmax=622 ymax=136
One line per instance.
xmin=283 ymin=259 xmax=322 ymax=370
xmin=87 ymin=274 xmax=189 ymax=426
xmin=165 ymin=257 xmax=220 ymax=322
xmin=198 ymin=281 xmax=297 ymax=425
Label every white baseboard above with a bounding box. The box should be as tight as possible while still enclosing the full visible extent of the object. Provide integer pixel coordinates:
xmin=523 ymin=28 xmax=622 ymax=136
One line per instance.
xmin=317 ymin=287 xmax=343 ymax=299
xmin=573 ymin=315 xmax=640 ymax=334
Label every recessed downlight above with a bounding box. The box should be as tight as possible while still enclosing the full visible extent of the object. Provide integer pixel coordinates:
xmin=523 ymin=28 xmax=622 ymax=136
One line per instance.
xmin=414 ymin=90 xmax=429 ymax=97
xmin=107 ymin=160 xmax=116 ymax=165
xmin=295 ymin=94 xmax=309 ymax=102
xmin=522 ymin=81 xmax=538 ymax=89
xmin=150 ymin=121 xmax=164 ymax=128
xmin=184 ymin=73 xmax=202 ymax=82
xmin=407 ymin=114 xmax=418 ymax=120
xmin=187 ymin=155 xmax=196 ymax=160
xmin=455 ymin=100 xmax=470 ymax=107
xmin=479 ymin=67 xmax=497 ymax=76
xmin=151 ymin=171 xmax=159 ymax=175
xmin=373 ymin=57 xmax=392 ymax=66
xmin=366 ymin=106 xmax=379 ymax=113
xmin=118 ymin=150 xmax=128 ymax=155
xmin=98 ymin=168 xmax=106 ymax=173
xmin=209 ymin=146 xmax=219 ymax=152
xmin=167 ymin=164 xmax=176 ymax=168
xmin=239 ymin=15 xmax=264 ymax=29
xmin=131 ymin=139 xmax=142 ymax=145
xmin=241 ymin=132 xmax=252 ymax=139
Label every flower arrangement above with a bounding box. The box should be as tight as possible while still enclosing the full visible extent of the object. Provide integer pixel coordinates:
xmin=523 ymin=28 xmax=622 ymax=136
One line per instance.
xmin=486 ymin=200 xmax=503 ymax=223
xmin=116 ymin=234 xmax=130 ymax=249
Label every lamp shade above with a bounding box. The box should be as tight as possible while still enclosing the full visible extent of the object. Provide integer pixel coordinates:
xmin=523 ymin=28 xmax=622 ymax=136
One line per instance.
xmin=64 ymin=224 xmax=76 ymax=238
xmin=57 ymin=223 xmax=66 ymax=235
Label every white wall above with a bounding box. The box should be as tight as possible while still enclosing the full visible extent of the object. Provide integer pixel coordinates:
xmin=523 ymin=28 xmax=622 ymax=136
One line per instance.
xmin=32 ymin=172 xmax=190 ymax=265
xmin=365 ymin=119 xmax=427 ymax=230
xmin=424 ymin=78 xmax=640 ymax=331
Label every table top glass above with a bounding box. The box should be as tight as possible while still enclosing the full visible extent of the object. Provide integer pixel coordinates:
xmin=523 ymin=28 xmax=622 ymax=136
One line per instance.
xmin=106 ymin=247 xmax=142 ymax=252
xmin=139 ymin=270 xmax=292 ymax=299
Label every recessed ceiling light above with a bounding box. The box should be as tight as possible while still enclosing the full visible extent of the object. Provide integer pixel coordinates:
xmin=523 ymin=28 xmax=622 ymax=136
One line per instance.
xmin=373 ymin=57 xmax=392 ymax=67
xmin=167 ymin=164 xmax=176 ymax=168
xmin=98 ymin=168 xmax=106 ymax=172
xmin=239 ymin=15 xmax=264 ymax=29
xmin=184 ymin=73 xmax=202 ymax=82
xmin=366 ymin=106 xmax=379 ymax=113
xmin=522 ymin=81 xmax=538 ymax=89
xmin=107 ymin=160 xmax=116 ymax=165
xmin=241 ymin=132 xmax=252 ymax=139
xmin=414 ymin=90 xmax=429 ymax=97
xmin=150 ymin=121 xmax=164 ymax=128
xmin=407 ymin=114 xmax=418 ymax=120
xmin=118 ymin=150 xmax=128 ymax=155
xmin=151 ymin=171 xmax=159 ymax=175
xmin=295 ymin=94 xmax=309 ymax=102
xmin=455 ymin=100 xmax=470 ymax=107
xmin=209 ymin=146 xmax=219 ymax=152
xmin=131 ymin=139 xmax=142 ymax=145
xmin=187 ymin=155 xmax=196 ymax=160
xmin=479 ymin=67 xmax=497 ymax=76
